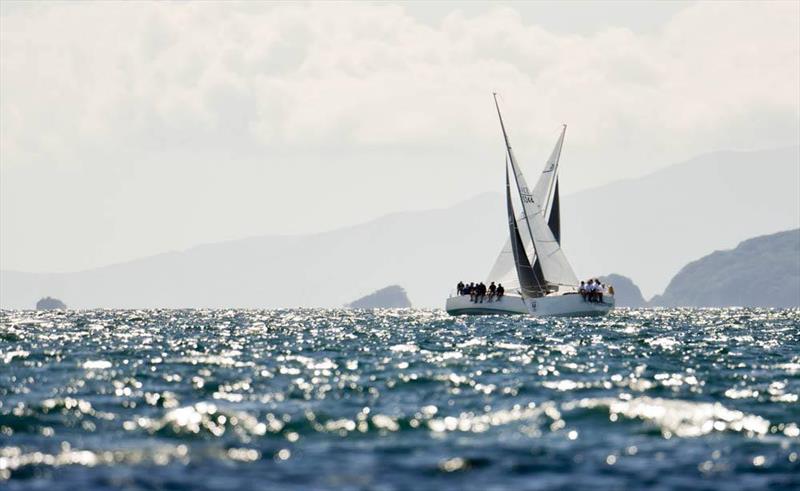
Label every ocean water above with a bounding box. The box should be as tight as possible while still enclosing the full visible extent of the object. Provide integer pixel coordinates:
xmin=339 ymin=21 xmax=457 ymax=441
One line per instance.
xmin=0 ymin=309 xmax=798 ymax=490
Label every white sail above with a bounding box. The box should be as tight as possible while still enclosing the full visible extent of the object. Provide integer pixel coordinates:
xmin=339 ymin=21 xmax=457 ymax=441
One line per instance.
xmin=508 ymin=147 xmax=578 ymax=289
xmin=491 ymin=96 xmax=537 ymax=257
xmin=528 ymin=209 xmax=578 ymax=288
xmin=533 ymin=125 xmax=566 ymax=223
xmin=490 ymin=94 xmax=578 ymax=292
xmin=486 ymin=126 xmax=566 ymax=286
xmin=485 ymin=237 xmax=519 ymax=289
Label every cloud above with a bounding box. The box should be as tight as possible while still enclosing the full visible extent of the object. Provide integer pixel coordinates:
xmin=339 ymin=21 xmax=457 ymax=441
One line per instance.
xmin=2 ymin=2 xmax=797 ymax=155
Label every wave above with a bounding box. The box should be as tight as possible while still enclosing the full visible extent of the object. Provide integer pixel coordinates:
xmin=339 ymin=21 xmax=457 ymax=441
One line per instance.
xmin=563 ymin=396 xmax=771 ymax=438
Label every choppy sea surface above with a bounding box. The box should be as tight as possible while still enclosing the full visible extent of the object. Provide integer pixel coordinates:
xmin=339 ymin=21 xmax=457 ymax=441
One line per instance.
xmin=1 ymin=309 xmax=798 ymax=490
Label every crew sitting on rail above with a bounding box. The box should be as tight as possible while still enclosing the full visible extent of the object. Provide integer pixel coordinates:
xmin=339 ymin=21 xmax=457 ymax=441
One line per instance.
xmin=594 ymin=280 xmax=604 ymax=303
xmin=580 ymin=279 xmax=606 ymax=303
xmin=475 ymin=282 xmax=487 ymax=303
xmin=458 ymin=281 xmax=504 ymax=302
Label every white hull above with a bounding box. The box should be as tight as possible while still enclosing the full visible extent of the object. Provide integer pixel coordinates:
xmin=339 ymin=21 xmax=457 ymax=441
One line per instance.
xmin=445 ymin=293 xmax=614 ymax=317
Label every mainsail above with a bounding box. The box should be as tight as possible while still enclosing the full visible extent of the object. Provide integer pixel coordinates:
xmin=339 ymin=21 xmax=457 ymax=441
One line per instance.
xmin=488 ymin=94 xmax=578 ymax=294
xmin=505 ymin=160 xmax=546 ymax=297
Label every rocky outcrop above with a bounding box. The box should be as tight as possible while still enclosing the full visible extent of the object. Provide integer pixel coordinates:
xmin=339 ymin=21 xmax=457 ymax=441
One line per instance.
xmin=346 ymin=285 xmax=411 ymax=309
xmin=599 ymin=274 xmax=647 ymax=308
xmin=36 ymin=297 xmax=66 ymax=310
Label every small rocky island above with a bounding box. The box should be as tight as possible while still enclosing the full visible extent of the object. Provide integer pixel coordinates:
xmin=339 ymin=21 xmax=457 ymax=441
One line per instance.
xmin=36 ymin=296 xmax=67 ymax=310
xmin=346 ymin=285 xmax=412 ymax=309
xmin=599 ymin=274 xmax=647 ymax=308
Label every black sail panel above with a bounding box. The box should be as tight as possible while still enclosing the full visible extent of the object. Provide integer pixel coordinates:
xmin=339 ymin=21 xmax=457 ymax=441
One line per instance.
xmin=506 ymin=165 xmax=546 ymax=298
xmin=548 ymin=179 xmax=561 ymax=244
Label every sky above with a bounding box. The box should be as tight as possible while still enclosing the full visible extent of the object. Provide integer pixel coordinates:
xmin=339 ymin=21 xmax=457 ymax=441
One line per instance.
xmin=1 ymin=1 xmax=799 ymax=273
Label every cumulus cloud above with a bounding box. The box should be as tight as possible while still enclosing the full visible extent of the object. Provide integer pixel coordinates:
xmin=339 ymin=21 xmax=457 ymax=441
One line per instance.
xmin=1 ymin=1 xmax=798 ymax=271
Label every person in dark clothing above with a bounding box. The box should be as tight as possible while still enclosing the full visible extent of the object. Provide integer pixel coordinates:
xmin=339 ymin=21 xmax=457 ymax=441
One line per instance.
xmin=496 ymin=284 xmax=504 ymax=299
xmin=469 ymin=283 xmax=476 ymax=302
xmin=478 ymin=282 xmax=487 ymax=303
xmin=488 ymin=282 xmax=496 ymax=301
xmin=457 ymin=281 xmax=465 ymax=295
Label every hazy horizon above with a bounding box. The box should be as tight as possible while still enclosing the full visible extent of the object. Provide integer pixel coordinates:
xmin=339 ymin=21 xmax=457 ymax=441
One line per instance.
xmin=2 ymin=144 xmax=798 ymax=277
xmin=2 ymin=1 xmax=799 ymax=275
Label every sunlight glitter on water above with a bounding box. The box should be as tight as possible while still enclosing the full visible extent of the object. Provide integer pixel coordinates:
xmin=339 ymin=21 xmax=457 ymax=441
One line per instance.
xmin=0 ymin=308 xmax=798 ymax=490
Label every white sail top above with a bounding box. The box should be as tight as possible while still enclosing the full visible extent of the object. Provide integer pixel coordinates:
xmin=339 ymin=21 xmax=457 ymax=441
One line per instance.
xmin=533 ymin=126 xmax=566 ymax=223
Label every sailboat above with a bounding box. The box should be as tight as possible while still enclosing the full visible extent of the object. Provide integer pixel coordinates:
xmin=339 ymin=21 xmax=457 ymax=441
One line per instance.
xmin=445 ymin=95 xmax=614 ymax=317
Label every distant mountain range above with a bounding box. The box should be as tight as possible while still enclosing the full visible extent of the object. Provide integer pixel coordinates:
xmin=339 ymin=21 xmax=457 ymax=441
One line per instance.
xmin=651 ymin=229 xmax=799 ymax=308
xmin=1 ymin=146 xmax=798 ymax=309
xmin=562 ymin=146 xmax=799 ymax=297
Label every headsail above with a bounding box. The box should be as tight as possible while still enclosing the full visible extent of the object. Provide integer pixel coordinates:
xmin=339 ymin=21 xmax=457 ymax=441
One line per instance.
xmin=538 ymin=125 xmax=566 ymax=242
xmin=534 ymin=125 xmax=566 ymax=226
xmin=527 ymin=205 xmax=577 ymax=288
